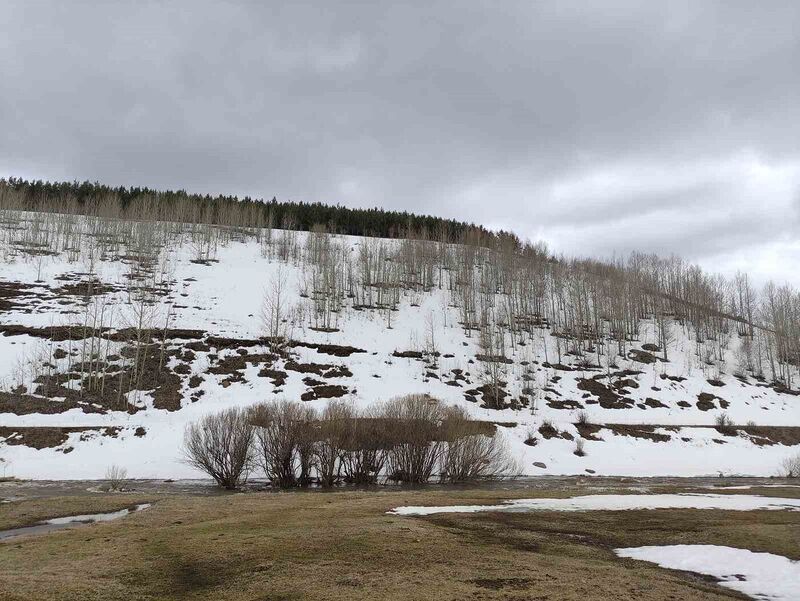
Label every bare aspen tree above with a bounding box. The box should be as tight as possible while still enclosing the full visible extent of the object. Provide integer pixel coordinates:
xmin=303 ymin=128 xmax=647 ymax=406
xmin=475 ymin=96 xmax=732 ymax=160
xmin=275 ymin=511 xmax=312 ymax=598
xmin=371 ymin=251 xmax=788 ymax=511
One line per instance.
xmin=478 ymin=310 xmax=508 ymax=409
xmin=262 ymin=265 xmax=290 ymax=342
xmin=425 ymin=312 xmax=438 ymax=363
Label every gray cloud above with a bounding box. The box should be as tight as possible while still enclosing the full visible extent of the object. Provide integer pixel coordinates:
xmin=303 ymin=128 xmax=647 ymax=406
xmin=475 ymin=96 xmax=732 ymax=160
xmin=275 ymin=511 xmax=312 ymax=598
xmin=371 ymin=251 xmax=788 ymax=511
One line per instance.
xmin=2 ymin=1 xmax=799 ymax=284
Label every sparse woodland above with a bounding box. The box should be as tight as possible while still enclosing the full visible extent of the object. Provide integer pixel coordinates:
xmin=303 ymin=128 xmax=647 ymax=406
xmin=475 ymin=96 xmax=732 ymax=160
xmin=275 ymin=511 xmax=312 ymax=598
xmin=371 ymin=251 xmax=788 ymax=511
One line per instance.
xmin=1 ymin=178 xmax=800 ymax=481
xmin=2 ymin=178 xmax=796 ymax=394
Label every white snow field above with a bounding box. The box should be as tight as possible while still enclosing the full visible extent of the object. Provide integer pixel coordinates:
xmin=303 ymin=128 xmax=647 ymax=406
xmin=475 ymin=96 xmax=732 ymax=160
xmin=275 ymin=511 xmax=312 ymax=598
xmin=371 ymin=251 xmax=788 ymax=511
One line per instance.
xmin=615 ymin=545 xmax=800 ymax=601
xmin=388 ymin=493 xmax=800 ymax=515
xmin=1 ymin=211 xmax=799 ymax=479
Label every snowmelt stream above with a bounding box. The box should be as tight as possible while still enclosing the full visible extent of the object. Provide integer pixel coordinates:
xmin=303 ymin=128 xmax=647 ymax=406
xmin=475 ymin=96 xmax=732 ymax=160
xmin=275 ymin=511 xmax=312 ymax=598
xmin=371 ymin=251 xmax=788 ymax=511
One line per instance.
xmin=0 ymin=503 xmax=151 ymax=541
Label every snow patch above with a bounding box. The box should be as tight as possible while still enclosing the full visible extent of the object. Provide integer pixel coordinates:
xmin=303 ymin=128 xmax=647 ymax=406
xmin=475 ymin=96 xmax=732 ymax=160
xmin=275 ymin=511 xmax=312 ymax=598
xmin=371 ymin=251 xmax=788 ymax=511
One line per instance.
xmin=45 ymin=503 xmax=151 ymax=525
xmin=388 ymin=493 xmax=800 ymax=515
xmin=615 ymin=544 xmax=800 ymax=601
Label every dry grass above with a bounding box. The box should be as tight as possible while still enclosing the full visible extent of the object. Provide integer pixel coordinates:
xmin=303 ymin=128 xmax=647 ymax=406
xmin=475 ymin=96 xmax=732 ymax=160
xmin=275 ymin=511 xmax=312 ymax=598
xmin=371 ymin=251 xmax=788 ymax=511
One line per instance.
xmin=0 ymin=486 xmax=798 ymax=600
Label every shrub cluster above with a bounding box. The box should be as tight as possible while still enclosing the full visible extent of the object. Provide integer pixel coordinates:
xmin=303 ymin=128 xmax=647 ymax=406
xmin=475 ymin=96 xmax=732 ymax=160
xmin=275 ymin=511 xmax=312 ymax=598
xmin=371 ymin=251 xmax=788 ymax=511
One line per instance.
xmin=183 ymin=395 xmax=516 ymax=489
xmin=714 ymin=412 xmax=736 ymax=434
xmin=782 ymin=452 xmax=800 ymax=478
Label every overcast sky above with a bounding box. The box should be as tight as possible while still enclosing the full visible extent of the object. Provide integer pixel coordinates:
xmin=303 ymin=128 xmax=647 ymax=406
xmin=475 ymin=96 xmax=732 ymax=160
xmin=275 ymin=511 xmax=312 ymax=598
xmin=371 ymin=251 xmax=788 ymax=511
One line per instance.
xmin=2 ymin=2 xmax=799 ymax=286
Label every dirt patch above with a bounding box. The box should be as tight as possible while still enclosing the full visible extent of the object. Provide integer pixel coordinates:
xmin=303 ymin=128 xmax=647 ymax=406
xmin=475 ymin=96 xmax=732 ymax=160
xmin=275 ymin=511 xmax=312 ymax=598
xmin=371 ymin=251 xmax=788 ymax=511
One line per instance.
xmin=53 ymin=278 xmax=121 ymax=297
xmin=575 ymin=423 xmax=603 ymax=441
xmin=204 ymin=335 xmax=264 ymax=350
xmin=173 ymin=363 xmax=191 ymax=375
xmin=0 ymin=324 xmax=206 ymax=344
xmin=0 ymin=324 xmax=90 ymax=341
xmin=464 ymin=384 xmax=509 ymax=410
xmin=547 ymin=399 xmax=584 ymax=410
xmin=0 ymin=425 xmax=122 ymax=450
xmin=538 ymin=422 xmax=574 ymax=441
xmin=165 ymin=329 xmax=207 ymax=340
xmin=53 ymin=345 xmax=192 ymax=413
xmin=696 ymin=392 xmax=728 ymax=411
xmin=577 ymin=378 xmax=635 ymax=409
xmin=605 ymin=424 xmax=671 ymax=443
xmin=695 ymin=395 xmax=716 ymax=411
xmin=292 ymin=341 xmax=366 ymax=357
xmin=285 ymin=360 xmax=352 ymax=378
xmin=152 ymin=372 xmax=183 ymax=411
xmin=392 ymin=350 xmax=423 ymax=359
xmin=300 ymin=384 xmax=349 ymax=401
xmin=614 ymin=378 xmax=639 ymax=392
xmin=611 ymin=369 xmax=645 ymax=378
xmin=208 ymin=352 xmax=281 ymax=385
xmin=102 ymin=327 xmax=205 ymax=343
xmin=184 ymin=340 xmax=212 ymax=353
xmin=257 ymin=367 xmax=288 ymax=387
xmin=0 ymin=280 xmax=42 ymax=313
xmin=739 ymin=425 xmax=800 ymax=446
xmin=628 ymin=349 xmax=657 ymax=364
xmin=541 ymin=362 xmax=575 ymax=371
xmin=0 ymin=390 xmax=106 ymax=415
xmin=475 ymin=354 xmax=513 ymax=364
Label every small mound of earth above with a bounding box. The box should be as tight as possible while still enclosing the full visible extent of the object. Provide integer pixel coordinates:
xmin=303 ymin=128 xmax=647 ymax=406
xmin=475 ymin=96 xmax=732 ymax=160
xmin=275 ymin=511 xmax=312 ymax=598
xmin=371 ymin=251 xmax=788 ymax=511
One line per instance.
xmin=628 ymin=349 xmax=657 ymax=364
xmin=697 ymin=392 xmax=729 ymax=411
xmin=300 ymin=384 xmax=349 ymax=401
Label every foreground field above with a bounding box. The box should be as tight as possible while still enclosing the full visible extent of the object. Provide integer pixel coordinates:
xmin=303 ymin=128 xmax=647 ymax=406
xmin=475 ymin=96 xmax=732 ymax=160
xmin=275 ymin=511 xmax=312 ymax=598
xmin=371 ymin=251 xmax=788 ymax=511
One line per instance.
xmin=1 ymin=479 xmax=799 ymax=600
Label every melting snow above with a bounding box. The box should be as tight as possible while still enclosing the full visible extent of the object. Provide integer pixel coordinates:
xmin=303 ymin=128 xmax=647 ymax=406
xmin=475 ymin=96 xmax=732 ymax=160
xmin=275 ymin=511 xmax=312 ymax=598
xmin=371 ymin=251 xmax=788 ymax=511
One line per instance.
xmin=706 ymin=484 xmax=800 ymax=490
xmin=0 ymin=503 xmax=151 ymax=541
xmin=45 ymin=503 xmax=151 ymax=524
xmin=388 ymin=493 xmax=800 ymax=515
xmin=615 ymin=544 xmax=800 ymax=601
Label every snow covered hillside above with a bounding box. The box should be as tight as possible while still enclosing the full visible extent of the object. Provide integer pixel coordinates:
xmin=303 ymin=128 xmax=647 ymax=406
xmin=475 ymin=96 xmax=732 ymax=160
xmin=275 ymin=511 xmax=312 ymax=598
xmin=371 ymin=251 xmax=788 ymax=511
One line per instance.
xmin=1 ymin=210 xmax=799 ymax=479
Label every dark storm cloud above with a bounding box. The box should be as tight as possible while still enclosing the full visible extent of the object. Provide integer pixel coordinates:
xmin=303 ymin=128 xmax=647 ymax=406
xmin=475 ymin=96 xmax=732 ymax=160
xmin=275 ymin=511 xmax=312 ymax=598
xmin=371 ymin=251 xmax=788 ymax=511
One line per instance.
xmin=2 ymin=1 xmax=799 ymax=283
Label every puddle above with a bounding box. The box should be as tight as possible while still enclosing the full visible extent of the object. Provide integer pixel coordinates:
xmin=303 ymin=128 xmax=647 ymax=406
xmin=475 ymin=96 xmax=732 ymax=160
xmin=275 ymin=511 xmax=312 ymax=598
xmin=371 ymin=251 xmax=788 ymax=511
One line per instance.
xmin=616 ymin=544 xmax=800 ymax=600
xmin=389 ymin=493 xmax=800 ymax=515
xmin=0 ymin=503 xmax=151 ymax=541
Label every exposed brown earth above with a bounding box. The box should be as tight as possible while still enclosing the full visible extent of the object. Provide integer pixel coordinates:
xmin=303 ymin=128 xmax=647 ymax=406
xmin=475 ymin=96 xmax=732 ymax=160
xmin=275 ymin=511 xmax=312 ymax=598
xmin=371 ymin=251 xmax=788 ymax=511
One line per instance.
xmin=0 ymin=425 xmax=122 ymax=450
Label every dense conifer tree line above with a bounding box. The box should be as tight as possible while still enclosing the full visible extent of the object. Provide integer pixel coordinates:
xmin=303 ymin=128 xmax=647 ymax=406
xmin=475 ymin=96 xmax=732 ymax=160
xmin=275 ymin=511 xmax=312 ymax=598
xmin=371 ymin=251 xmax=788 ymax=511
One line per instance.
xmin=0 ymin=177 xmax=503 ymax=243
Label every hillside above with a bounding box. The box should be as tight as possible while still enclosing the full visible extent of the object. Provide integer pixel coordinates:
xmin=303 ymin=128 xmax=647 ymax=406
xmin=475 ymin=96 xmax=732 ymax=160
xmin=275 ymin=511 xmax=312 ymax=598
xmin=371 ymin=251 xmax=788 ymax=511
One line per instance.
xmin=1 ymin=207 xmax=799 ymax=480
